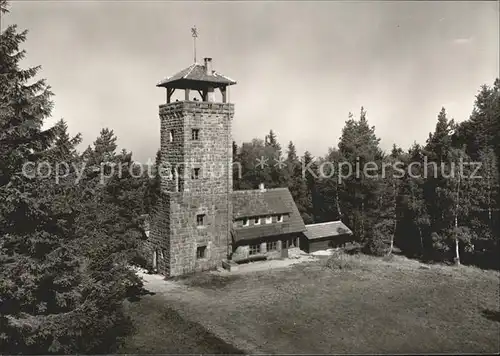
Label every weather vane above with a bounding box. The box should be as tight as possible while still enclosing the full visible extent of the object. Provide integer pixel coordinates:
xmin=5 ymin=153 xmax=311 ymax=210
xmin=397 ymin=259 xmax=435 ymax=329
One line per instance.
xmin=191 ymin=26 xmax=198 ymax=63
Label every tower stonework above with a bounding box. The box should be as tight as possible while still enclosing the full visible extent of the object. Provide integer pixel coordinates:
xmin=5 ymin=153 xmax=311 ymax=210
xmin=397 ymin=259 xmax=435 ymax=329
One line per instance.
xmin=147 ymin=59 xmax=236 ymax=277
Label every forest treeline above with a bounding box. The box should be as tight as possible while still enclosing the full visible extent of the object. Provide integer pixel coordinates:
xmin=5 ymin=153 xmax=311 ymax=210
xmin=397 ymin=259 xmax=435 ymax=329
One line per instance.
xmin=1 ymin=0 xmax=498 ymax=353
xmin=231 ymin=87 xmax=499 ymax=268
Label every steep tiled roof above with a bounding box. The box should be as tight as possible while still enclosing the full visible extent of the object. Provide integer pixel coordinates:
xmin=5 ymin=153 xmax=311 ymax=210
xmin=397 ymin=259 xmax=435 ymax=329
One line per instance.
xmin=232 ymin=189 xmax=291 ymax=218
xmin=157 ymin=63 xmax=236 ymax=89
xmin=231 ymin=188 xmax=306 ymax=243
xmin=303 ymin=221 xmax=352 ymax=240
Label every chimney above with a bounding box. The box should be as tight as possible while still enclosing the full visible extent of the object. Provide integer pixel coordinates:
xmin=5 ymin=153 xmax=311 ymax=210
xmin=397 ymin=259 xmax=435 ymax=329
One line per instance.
xmin=258 ymin=183 xmax=265 ymax=192
xmin=204 ymin=57 xmax=213 ymax=75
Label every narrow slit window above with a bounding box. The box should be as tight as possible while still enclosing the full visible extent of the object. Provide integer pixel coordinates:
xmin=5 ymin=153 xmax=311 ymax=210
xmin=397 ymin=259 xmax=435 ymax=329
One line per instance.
xmin=178 ymin=167 xmax=184 ymax=192
xmin=192 ymin=129 xmax=200 ymax=140
xmin=169 ymin=130 xmax=174 ymax=142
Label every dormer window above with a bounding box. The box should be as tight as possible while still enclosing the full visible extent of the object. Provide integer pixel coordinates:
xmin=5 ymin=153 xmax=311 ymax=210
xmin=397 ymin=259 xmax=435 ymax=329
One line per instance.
xmin=192 ymin=129 xmax=200 ymax=140
xmin=265 ymin=216 xmax=272 ymax=224
xmin=254 ymin=217 xmax=261 ymax=225
xmin=169 ymin=130 xmax=174 ymax=142
xmin=277 ymin=215 xmax=283 ymax=223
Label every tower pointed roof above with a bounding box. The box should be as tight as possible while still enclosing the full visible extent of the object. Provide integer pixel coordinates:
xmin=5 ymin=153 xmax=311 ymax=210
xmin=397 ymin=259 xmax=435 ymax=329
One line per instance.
xmin=157 ymin=61 xmax=236 ymax=90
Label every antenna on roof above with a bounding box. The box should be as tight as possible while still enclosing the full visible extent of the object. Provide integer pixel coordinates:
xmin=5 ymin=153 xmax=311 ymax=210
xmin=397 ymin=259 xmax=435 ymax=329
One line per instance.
xmin=191 ymin=26 xmax=198 ymax=63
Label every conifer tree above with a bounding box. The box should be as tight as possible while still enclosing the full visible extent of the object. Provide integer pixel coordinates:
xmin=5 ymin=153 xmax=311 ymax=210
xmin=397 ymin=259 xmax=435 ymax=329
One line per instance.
xmin=313 ymin=148 xmax=342 ymax=224
xmin=371 ymin=145 xmax=405 ymax=255
xmin=284 ymin=141 xmax=313 ymax=223
xmin=0 ymin=3 xmax=83 ymax=351
xmin=145 ymin=149 xmax=161 ymax=214
xmin=337 ymin=107 xmax=383 ymax=249
xmin=397 ymin=143 xmax=431 ymax=258
xmin=0 ymin=4 xmax=142 ymax=351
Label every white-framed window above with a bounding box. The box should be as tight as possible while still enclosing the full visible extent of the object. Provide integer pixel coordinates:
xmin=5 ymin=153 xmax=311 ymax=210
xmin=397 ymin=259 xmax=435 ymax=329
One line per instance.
xmin=169 ymin=130 xmax=174 ymax=142
xmin=266 ymin=241 xmax=277 ymax=251
xmin=254 ymin=217 xmax=261 ymax=225
xmin=242 ymin=218 xmax=249 ymax=227
xmin=249 ymin=244 xmax=260 ymax=255
xmin=265 ymin=216 xmax=272 ymax=224
xmin=192 ymin=128 xmax=200 ymax=140
xmin=277 ymin=214 xmax=283 ymax=222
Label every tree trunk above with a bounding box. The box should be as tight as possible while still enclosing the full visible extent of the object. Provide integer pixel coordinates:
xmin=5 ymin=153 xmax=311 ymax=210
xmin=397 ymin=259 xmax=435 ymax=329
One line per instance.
xmin=361 ymin=201 xmax=365 ymax=239
xmin=387 ymin=182 xmax=397 ymax=256
xmin=454 ymin=234 xmax=460 ymax=266
xmin=418 ymin=226 xmax=424 ymax=257
xmin=336 ymin=183 xmax=342 ymax=219
xmin=487 ymin=174 xmax=492 ymax=224
xmin=454 ymin=175 xmax=461 ymax=266
xmin=387 ymin=223 xmax=396 ymax=256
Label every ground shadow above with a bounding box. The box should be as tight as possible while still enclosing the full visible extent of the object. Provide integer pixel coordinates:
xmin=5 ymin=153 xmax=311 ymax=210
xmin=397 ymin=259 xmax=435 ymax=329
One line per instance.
xmin=127 ymin=286 xmax=156 ymax=302
xmin=174 ymin=272 xmax=240 ymax=290
xmin=482 ymin=309 xmax=500 ymax=323
xmin=119 ymin=297 xmax=245 ymax=354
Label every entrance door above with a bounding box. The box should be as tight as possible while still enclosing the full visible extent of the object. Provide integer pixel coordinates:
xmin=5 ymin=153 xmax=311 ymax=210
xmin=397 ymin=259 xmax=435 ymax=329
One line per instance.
xmin=281 ymin=247 xmax=289 ymax=258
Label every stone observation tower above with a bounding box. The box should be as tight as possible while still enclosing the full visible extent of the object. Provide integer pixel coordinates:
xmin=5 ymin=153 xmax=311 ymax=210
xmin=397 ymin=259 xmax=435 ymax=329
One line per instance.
xmin=148 ymin=57 xmax=237 ymax=276
xmin=143 ymin=35 xmax=352 ymax=277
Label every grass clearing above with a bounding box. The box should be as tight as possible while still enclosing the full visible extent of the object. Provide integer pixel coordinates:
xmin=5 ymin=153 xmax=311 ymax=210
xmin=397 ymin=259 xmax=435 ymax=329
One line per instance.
xmin=173 ymin=272 xmax=241 ymax=289
xmin=125 ymin=253 xmax=500 ymax=354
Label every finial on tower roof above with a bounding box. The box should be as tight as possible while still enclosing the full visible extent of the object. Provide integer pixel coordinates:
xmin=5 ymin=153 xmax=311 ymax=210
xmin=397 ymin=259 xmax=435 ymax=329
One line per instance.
xmin=191 ymin=26 xmax=198 ymax=63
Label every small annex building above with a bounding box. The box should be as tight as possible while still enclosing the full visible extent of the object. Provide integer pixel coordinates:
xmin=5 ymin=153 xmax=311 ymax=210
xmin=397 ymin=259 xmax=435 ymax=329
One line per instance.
xmin=300 ymin=221 xmax=353 ymax=253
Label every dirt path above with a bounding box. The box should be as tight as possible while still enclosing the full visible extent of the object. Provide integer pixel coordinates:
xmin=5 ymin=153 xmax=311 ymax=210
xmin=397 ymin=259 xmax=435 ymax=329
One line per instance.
xmin=132 ymin=256 xmax=317 ymax=354
xmin=134 ymin=272 xmax=262 ymax=353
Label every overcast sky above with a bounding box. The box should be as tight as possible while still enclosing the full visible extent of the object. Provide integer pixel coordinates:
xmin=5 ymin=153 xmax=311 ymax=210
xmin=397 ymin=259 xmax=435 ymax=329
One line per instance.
xmin=4 ymin=0 xmax=499 ymax=162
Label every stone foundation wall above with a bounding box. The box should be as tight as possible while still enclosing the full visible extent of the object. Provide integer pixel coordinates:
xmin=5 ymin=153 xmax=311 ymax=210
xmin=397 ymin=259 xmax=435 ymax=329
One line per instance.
xmin=167 ymin=192 xmax=231 ymax=276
